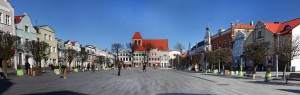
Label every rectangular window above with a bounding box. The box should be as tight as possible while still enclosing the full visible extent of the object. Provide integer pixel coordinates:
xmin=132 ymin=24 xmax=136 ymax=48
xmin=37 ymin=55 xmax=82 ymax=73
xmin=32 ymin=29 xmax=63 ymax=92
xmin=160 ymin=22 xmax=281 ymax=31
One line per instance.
xmin=0 ymin=12 xmax=2 ymax=23
xmin=6 ymin=15 xmax=10 ymax=25
xmin=25 ymin=26 xmax=29 ymax=32
xmin=44 ymin=34 xmax=47 ymax=40
xmin=49 ymin=35 xmax=51 ymax=41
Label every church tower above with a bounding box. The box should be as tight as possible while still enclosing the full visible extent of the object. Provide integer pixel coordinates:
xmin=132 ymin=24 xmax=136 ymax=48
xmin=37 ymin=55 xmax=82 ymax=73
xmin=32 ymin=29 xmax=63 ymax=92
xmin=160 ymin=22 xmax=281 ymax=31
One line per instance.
xmin=204 ymin=25 xmax=211 ymax=45
xmin=132 ymin=32 xmax=143 ymax=46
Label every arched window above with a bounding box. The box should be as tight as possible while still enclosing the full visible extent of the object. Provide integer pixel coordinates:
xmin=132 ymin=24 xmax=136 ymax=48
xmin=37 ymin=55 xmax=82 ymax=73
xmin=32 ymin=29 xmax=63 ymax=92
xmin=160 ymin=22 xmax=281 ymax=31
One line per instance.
xmin=228 ymin=40 xmax=231 ymax=48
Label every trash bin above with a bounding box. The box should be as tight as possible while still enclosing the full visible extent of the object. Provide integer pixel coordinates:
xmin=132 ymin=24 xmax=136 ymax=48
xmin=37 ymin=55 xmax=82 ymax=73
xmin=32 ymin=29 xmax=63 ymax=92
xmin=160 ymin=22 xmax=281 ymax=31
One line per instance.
xmin=292 ymin=66 xmax=296 ymax=72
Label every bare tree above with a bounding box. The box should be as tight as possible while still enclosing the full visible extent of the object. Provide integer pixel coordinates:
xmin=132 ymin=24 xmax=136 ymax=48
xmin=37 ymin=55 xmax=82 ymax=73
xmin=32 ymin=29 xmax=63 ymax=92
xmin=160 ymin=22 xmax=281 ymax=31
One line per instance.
xmin=174 ymin=42 xmax=185 ymax=53
xmin=126 ymin=43 xmax=135 ymax=67
xmin=112 ymin=43 xmax=123 ymax=76
xmin=111 ymin=43 xmax=123 ymax=65
xmin=205 ymin=51 xmax=218 ymax=71
xmin=276 ymin=35 xmax=300 ymax=80
xmin=0 ymin=32 xmax=21 ymax=75
xmin=65 ymin=49 xmax=78 ymax=70
xmin=243 ymin=41 xmax=269 ymax=78
xmin=25 ymin=40 xmax=50 ymax=68
xmin=144 ymin=43 xmax=153 ymax=66
xmin=192 ymin=53 xmax=203 ymax=71
xmin=217 ymin=48 xmax=232 ymax=73
xmin=79 ymin=48 xmax=88 ymax=68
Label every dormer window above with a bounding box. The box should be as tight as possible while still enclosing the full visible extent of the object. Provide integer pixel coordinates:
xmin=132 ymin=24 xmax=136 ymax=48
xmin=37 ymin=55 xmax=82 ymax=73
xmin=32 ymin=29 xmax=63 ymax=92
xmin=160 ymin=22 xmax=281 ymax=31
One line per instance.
xmin=284 ymin=25 xmax=291 ymax=30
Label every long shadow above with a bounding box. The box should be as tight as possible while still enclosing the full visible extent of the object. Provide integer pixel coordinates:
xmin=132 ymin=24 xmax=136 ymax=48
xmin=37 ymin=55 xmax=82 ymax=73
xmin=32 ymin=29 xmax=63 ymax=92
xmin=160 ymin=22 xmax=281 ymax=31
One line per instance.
xmin=277 ymin=89 xmax=300 ymax=94
xmin=24 ymin=90 xmax=88 ymax=95
xmin=156 ymin=93 xmax=216 ymax=95
xmin=0 ymin=79 xmax=14 ymax=95
xmin=201 ymin=73 xmax=262 ymax=80
xmin=246 ymin=80 xmax=300 ymax=86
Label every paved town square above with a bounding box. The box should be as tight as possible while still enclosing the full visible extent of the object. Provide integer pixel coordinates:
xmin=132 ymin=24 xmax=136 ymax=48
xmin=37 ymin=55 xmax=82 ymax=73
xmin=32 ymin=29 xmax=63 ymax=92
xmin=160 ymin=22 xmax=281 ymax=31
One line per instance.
xmin=1 ymin=68 xmax=299 ymax=95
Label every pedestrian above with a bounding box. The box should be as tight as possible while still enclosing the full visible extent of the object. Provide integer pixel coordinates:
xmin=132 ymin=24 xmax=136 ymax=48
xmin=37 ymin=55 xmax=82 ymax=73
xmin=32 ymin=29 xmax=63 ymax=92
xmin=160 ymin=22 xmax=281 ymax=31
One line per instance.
xmin=87 ymin=63 xmax=90 ymax=71
xmin=117 ymin=62 xmax=123 ymax=76
xmin=143 ymin=64 xmax=146 ymax=72
xmin=92 ymin=63 xmax=95 ymax=73
xmin=0 ymin=66 xmax=7 ymax=80
xmin=25 ymin=61 xmax=30 ymax=75
xmin=61 ymin=62 xmax=67 ymax=79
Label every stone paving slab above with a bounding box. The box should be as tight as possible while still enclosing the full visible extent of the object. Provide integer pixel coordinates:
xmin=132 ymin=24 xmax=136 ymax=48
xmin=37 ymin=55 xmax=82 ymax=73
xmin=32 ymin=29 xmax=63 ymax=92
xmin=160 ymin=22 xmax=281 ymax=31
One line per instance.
xmin=1 ymin=68 xmax=300 ymax=95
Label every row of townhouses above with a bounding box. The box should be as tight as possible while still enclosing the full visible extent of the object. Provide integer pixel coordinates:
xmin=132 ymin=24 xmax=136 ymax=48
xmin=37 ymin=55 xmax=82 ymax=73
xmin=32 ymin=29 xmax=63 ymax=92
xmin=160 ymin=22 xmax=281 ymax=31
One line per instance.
xmin=0 ymin=0 xmax=115 ymax=70
xmin=188 ymin=18 xmax=300 ymax=72
xmin=118 ymin=32 xmax=181 ymax=68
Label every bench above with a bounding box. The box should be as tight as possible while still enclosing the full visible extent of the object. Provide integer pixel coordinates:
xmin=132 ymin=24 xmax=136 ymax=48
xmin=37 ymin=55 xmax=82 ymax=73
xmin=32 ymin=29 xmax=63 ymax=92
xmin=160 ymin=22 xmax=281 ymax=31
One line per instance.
xmin=245 ymin=71 xmax=253 ymax=76
xmin=286 ymin=73 xmax=300 ymax=84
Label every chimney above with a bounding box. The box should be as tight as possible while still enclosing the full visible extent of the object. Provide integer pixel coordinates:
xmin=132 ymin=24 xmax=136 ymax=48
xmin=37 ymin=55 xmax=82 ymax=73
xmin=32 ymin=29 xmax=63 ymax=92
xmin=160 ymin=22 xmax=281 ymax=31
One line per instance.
xmin=218 ymin=28 xmax=225 ymax=33
xmin=274 ymin=22 xmax=280 ymax=24
xmin=23 ymin=12 xmax=27 ymax=16
xmin=230 ymin=22 xmax=234 ymax=26
xmin=250 ymin=20 xmax=254 ymax=26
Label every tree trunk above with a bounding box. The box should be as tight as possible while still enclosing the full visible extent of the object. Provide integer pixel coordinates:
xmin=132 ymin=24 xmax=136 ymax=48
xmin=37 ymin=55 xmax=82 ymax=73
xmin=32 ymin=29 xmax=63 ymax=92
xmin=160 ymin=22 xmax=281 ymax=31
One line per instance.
xmin=282 ymin=63 xmax=288 ymax=80
xmin=2 ymin=60 xmax=8 ymax=76
xmin=69 ymin=61 xmax=72 ymax=71
xmin=252 ymin=65 xmax=258 ymax=80
xmin=222 ymin=64 xmax=225 ymax=75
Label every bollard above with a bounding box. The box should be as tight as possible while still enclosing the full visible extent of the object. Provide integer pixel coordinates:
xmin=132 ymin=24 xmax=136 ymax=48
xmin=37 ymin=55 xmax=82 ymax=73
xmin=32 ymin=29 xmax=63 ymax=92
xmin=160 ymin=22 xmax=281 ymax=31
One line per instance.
xmin=33 ymin=71 xmax=35 ymax=76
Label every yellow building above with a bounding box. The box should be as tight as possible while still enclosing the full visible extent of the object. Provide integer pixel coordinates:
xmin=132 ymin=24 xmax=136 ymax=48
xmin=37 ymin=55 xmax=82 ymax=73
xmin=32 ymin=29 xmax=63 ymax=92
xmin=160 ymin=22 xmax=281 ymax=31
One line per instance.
xmin=34 ymin=25 xmax=58 ymax=67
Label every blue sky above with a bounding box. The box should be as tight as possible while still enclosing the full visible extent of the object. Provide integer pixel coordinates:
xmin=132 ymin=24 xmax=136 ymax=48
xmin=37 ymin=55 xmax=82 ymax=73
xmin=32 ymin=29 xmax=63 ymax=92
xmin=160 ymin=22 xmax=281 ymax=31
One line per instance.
xmin=10 ymin=0 xmax=300 ymax=51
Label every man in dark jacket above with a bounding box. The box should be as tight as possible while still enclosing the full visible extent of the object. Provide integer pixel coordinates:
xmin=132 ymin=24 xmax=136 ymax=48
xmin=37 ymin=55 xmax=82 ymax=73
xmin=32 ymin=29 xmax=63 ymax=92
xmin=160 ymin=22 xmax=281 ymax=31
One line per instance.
xmin=25 ymin=61 xmax=30 ymax=75
xmin=0 ymin=67 xmax=6 ymax=80
xmin=117 ymin=62 xmax=123 ymax=76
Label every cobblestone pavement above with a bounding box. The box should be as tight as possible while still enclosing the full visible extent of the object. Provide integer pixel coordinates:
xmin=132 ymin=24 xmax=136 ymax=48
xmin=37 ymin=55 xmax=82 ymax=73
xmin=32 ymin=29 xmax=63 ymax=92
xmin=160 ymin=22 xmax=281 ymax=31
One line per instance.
xmin=1 ymin=68 xmax=300 ymax=95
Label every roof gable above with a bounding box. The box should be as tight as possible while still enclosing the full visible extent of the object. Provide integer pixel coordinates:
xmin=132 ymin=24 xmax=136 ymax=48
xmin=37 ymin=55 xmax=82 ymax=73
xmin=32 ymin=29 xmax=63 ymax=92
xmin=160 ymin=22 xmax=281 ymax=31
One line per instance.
xmin=132 ymin=32 xmax=143 ymax=39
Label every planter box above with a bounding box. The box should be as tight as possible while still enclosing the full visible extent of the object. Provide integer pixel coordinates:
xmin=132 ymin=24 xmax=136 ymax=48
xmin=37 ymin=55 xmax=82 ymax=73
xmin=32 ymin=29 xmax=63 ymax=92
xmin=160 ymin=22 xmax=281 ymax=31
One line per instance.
xmin=54 ymin=69 xmax=60 ymax=75
xmin=230 ymin=71 xmax=234 ymax=75
xmin=96 ymin=68 xmax=99 ymax=71
xmin=213 ymin=69 xmax=218 ymax=74
xmin=238 ymin=71 xmax=243 ymax=77
xmin=265 ymin=73 xmax=272 ymax=82
xmin=265 ymin=73 xmax=271 ymax=78
xmin=225 ymin=70 xmax=229 ymax=75
xmin=74 ymin=68 xmax=79 ymax=72
xmin=17 ymin=69 xmax=24 ymax=76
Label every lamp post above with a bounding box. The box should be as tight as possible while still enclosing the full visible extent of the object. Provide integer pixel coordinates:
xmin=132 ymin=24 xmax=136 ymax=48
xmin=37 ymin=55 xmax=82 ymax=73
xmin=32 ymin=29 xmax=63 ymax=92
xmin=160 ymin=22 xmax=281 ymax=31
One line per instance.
xmin=218 ymin=47 xmax=221 ymax=74
xmin=276 ymin=33 xmax=281 ymax=79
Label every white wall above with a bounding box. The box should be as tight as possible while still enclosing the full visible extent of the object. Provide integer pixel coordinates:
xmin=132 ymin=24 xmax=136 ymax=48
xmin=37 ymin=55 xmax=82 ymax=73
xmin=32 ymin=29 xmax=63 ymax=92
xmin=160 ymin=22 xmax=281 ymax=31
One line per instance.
xmin=291 ymin=25 xmax=300 ymax=71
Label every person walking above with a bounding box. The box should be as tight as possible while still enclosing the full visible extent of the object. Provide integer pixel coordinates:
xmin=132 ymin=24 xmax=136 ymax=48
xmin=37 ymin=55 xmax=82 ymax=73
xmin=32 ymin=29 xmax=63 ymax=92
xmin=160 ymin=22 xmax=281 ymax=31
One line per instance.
xmin=117 ymin=62 xmax=123 ymax=76
xmin=87 ymin=63 xmax=90 ymax=71
xmin=0 ymin=66 xmax=7 ymax=80
xmin=61 ymin=62 xmax=67 ymax=79
xmin=143 ymin=64 xmax=146 ymax=72
xmin=91 ymin=63 xmax=95 ymax=73
xmin=25 ymin=61 xmax=30 ymax=75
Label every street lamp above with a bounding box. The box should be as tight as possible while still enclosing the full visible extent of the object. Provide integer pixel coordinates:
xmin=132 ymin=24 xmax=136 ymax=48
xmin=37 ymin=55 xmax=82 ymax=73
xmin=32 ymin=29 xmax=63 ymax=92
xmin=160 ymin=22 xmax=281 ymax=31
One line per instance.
xmin=276 ymin=33 xmax=281 ymax=79
xmin=218 ymin=47 xmax=221 ymax=74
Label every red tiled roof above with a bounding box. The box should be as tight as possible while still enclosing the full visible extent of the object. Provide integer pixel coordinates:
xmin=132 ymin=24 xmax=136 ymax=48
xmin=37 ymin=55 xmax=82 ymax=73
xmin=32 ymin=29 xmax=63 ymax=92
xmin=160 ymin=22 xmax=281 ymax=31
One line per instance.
xmin=264 ymin=22 xmax=281 ymax=33
xmin=133 ymin=46 xmax=147 ymax=51
xmin=264 ymin=18 xmax=300 ymax=34
xmin=14 ymin=15 xmax=25 ymax=24
xmin=71 ymin=42 xmax=76 ymax=46
xmin=233 ymin=24 xmax=255 ymax=29
xmin=143 ymin=39 xmax=168 ymax=51
xmin=132 ymin=32 xmax=143 ymax=39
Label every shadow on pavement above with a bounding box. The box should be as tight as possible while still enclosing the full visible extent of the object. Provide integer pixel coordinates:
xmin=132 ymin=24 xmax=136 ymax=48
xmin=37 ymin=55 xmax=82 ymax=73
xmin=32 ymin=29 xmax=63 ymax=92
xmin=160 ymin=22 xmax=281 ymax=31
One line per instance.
xmin=246 ymin=80 xmax=300 ymax=86
xmin=156 ymin=93 xmax=216 ymax=95
xmin=24 ymin=90 xmax=88 ymax=95
xmin=0 ymin=79 xmax=14 ymax=95
xmin=277 ymin=89 xmax=300 ymax=94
